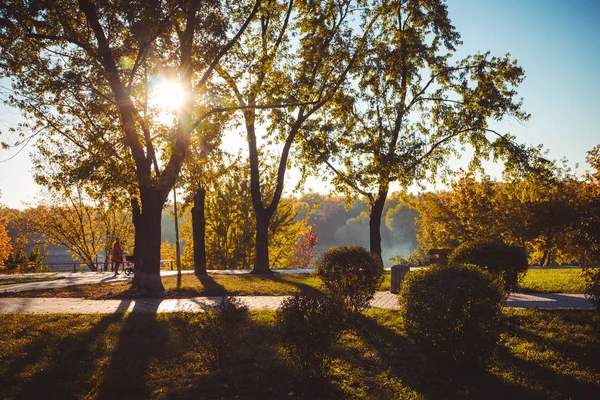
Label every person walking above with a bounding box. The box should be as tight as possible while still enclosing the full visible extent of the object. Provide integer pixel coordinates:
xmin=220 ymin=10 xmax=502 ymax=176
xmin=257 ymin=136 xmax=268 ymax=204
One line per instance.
xmin=112 ymin=237 xmax=124 ymax=276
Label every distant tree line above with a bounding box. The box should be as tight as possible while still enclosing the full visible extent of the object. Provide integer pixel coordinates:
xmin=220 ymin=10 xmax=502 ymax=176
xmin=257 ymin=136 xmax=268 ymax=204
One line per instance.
xmin=2 ymin=144 xmax=600 ymax=270
xmin=415 ymin=146 xmax=600 ymax=266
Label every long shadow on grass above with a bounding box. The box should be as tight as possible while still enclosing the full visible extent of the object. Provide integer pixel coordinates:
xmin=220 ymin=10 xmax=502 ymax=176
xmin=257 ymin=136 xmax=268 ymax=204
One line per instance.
xmin=162 ymin=274 xmax=227 ymax=298
xmin=1 ymin=300 xmax=132 ymax=400
xmin=95 ymin=299 xmax=170 ymax=400
xmin=169 ymin=312 xmax=344 ymax=400
xmin=197 ymin=274 xmax=226 ymax=296
xmin=502 ymin=310 xmax=600 ymax=381
xmin=347 ymin=313 xmax=535 ymax=399
xmin=495 ymin=344 xmax=600 ymax=399
xmin=256 ymin=272 xmax=324 ymax=296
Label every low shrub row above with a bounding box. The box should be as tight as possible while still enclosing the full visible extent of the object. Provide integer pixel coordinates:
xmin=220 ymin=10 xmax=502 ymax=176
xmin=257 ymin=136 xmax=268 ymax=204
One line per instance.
xmin=181 ymin=242 xmax=553 ymax=379
xmin=178 ymin=246 xmax=383 ymax=379
xmin=448 ymin=238 xmax=528 ymax=293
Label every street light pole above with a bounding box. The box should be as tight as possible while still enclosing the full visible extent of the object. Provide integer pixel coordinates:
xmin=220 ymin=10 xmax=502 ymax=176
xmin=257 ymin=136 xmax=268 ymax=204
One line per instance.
xmin=173 ymin=188 xmax=182 ymax=288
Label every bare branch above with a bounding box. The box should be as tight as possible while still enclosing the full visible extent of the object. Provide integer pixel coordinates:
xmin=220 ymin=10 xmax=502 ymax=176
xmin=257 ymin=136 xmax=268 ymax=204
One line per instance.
xmin=196 ymin=0 xmax=262 ymax=88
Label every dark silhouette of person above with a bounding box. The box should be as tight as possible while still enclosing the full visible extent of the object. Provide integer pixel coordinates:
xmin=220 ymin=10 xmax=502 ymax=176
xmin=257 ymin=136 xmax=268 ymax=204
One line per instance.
xmin=112 ymin=237 xmax=124 ymax=276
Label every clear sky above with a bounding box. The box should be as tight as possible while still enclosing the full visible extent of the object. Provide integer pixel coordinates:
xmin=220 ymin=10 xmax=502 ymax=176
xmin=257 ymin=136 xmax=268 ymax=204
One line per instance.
xmin=1 ymin=0 xmax=599 ymax=209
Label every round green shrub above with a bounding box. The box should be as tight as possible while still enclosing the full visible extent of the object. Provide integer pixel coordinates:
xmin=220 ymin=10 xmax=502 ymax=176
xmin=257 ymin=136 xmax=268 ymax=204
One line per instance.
xmin=277 ymin=295 xmax=347 ymax=378
xmin=448 ymin=239 xmax=528 ymax=293
xmin=582 ymin=266 xmax=600 ymax=312
xmin=399 ymin=263 xmax=504 ymax=367
xmin=316 ymin=246 xmax=383 ymax=313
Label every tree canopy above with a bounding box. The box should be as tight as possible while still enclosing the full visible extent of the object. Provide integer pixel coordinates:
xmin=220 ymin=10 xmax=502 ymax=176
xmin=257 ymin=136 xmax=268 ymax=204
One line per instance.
xmin=0 ymin=0 xmax=260 ymax=293
xmin=301 ymin=0 xmax=539 ymax=263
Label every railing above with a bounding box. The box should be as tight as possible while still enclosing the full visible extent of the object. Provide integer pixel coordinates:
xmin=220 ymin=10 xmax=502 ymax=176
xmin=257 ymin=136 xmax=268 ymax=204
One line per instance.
xmin=1 ymin=259 xmax=175 ymax=274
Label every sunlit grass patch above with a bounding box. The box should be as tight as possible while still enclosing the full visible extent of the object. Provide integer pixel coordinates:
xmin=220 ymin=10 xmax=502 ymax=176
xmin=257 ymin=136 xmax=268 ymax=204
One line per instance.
xmin=0 ymin=273 xmax=326 ymax=299
xmin=1 ymin=309 xmax=599 ymax=399
xmin=518 ymin=268 xmax=586 ymax=293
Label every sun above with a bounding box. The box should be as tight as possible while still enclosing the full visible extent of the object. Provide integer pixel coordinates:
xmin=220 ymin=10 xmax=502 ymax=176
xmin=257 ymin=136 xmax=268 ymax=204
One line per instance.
xmin=149 ymin=78 xmax=185 ymax=115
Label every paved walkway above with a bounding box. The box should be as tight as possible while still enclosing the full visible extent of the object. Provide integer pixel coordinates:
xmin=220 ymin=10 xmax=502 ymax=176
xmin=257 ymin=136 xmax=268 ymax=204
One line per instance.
xmin=0 ymin=269 xmax=314 ymax=294
xmin=0 ymin=292 xmax=594 ymax=314
xmin=0 ymin=269 xmax=595 ymax=313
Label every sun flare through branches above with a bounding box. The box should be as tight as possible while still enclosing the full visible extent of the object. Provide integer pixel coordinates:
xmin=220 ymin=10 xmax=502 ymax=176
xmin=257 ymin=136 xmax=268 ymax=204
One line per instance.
xmin=149 ymin=78 xmax=185 ymax=123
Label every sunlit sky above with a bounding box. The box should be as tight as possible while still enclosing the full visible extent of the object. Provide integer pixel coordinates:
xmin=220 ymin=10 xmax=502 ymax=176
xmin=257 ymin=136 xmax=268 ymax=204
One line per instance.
xmin=1 ymin=0 xmax=599 ymax=209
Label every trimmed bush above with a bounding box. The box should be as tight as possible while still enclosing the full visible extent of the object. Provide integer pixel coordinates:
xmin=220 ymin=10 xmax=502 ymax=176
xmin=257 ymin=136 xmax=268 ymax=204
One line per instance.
xmin=178 ymin=296 xmax=249 ymax=369
xmin=316 ymin=246 xmax=383 ymax=313
xmin=448 ymin=238 xmax=528 ymax=293
xmin=399 ymin=263 xmax=504 ymax=367
xmin=277 ymin=295 xmax=346 ymax=379
xmin=582 ymin=266 xmax=600 ymax=311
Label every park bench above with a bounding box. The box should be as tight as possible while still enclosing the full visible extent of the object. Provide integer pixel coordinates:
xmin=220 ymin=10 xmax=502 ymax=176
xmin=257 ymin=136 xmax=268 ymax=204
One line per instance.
xmin=390 ymin=248 xmax=454 ymax=293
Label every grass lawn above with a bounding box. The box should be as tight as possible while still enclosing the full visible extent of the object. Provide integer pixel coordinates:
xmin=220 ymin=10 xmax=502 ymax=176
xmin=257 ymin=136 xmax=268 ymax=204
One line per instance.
xmin=0 ymin=272 xmax=393 ymax=299
xmin=0 ymin=277 xmax=66 ymax=286
xmin=0 ymin=268 xmax=586 ymax=299
xmin=1 ymin=309 xmax=598 ymax=399
xmin=518 ymin=268 xmax=586 ymax=294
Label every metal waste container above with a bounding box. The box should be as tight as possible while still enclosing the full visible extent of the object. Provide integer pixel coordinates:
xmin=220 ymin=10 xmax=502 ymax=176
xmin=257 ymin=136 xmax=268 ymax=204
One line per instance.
xmin=390 ymin=264 xmax=410 ymax=294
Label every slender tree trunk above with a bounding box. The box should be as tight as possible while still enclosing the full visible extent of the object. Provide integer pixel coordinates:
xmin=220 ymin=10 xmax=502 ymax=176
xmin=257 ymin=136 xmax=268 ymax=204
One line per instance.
xmin=131 ymin=189 xmax=165 ymax=294
xmin=369 ymin=190 xmax=388 ymax=266
xmin=192 ymin=188 xmax=207 ymax=275
xmin=253 ymin=207 xmax=273 ymax=274
xmin=540 ymin=249 xmax=549 ymax=267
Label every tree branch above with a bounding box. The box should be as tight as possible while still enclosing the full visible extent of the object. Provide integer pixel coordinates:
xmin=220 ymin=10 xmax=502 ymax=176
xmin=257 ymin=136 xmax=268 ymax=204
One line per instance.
xmin=196 ymin=0 xmax=261 ymax=88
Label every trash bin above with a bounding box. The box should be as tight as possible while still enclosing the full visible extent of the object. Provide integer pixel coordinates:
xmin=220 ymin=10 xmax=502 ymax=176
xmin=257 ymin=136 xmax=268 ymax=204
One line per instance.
xmin=390 ymin=264 xmax=410 ymax=294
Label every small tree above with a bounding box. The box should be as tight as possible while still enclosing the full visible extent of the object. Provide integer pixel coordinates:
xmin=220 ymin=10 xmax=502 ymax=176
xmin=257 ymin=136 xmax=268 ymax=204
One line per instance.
xmin=288 ymin=228 xmax=318 ymax=269
xmin=24 ymin=187 xmax=134 ymax=269
xmin=0 ymin=197 xmax=12 ymax=266
xmin=160 ymin=240 xmax=176 ymax=264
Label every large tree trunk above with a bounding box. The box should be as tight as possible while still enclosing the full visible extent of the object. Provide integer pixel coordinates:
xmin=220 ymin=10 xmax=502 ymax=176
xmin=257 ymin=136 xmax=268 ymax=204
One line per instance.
xmin=131 ymin=188 xmax=165 ymax=294
xmin=369 ymin=190 xmax=388 ymax=266
xmin=253 ymin=207 xmax=272 ymax=274
xmin=192 ymin=188 xmax=207 ymax=275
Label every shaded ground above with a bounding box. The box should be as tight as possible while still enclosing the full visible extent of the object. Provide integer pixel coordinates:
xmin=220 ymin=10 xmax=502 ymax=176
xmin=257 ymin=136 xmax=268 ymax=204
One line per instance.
xmin=0 ymin=277 xmax=66 ymax=286
xmin=0 ymin=268 xmax=588 ymax=299
xmin=0 ymin=273 xmax=391 ymax=299
xmin=1 ymin=309 xmax=598 ymax=399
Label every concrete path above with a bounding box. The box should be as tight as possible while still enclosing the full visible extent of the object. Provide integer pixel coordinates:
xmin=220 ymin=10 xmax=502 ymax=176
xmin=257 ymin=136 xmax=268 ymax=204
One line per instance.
xmin=0 ymin=269 xmax=314 ymax=294
xmin=0 ymin=292 xmax=594 ymax=314
xmin=505 ymin=293 xmax=593 ymax=309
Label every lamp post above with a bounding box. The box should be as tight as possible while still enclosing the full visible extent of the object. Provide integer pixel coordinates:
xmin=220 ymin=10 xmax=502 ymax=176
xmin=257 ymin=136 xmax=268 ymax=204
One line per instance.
xmin=173 ymin=188 xmax=182 ymax=288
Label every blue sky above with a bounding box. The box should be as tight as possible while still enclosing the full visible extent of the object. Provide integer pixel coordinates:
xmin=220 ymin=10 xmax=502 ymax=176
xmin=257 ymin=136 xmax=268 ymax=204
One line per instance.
xmin=449 ymin=0 xmax=600 ymax=167
xmin=1 ymin=0 xmax=599 ymax=208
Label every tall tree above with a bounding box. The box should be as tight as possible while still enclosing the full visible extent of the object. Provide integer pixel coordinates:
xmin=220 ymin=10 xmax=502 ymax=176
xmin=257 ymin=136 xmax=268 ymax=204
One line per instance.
xmin=303 ymin=0 xmax=534 ymax=264
xmin=217 ymin=0 xmax=378 ymax=272
xmin=179 ymin=100 xmax=232 ymax=275
xmin=0 ymin=0 xmax=260 ymax=293
xmin=180 ymin=156 xmax=310 ymax=270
